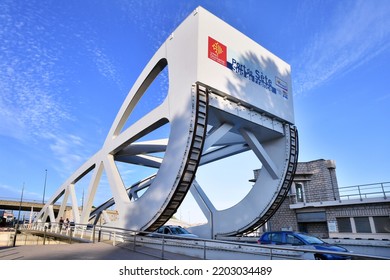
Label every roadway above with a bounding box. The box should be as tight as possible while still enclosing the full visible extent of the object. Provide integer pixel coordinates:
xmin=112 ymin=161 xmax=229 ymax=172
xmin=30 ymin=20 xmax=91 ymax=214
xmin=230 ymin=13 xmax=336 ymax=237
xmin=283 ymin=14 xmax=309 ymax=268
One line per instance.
xmin=0 ymin=242 xmax=201 ymax=260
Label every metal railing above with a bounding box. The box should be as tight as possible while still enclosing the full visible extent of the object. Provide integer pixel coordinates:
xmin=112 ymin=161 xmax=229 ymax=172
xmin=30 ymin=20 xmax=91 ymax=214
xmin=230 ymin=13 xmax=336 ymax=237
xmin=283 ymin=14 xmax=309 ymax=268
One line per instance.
xmin=18 ymin=222 xmax=120 ymax=245
xmin=14 ymin=222 xmax=389 ymax=260
xmin=0 ymin=197 xmax=46 ymax=204
xmin=339 ymin=182 xmax=390 ymax=201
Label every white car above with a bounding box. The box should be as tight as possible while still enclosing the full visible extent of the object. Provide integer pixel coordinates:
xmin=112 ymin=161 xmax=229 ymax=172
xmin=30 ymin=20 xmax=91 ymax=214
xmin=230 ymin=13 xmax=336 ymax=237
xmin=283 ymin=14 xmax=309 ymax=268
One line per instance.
xmin=155 ymin=225 xmax=198 ymax=238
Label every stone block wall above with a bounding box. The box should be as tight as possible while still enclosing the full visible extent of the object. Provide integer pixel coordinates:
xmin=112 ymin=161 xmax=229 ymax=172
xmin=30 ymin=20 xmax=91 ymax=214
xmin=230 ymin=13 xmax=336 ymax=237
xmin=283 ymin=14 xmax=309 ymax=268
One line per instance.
xmin=326 ymin=203 xmax=390 ymax=222
xmin=268 ymin=199 xmax=298 ymax=231
xmin=295 ymin=159 xmax=340 ymax=203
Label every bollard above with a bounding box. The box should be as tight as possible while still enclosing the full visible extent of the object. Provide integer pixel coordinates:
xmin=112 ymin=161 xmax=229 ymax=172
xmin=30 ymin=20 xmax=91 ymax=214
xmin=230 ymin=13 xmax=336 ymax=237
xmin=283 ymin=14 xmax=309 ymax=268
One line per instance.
xmin=12 ymin=224 xmax=19 ymax=247
xmin=92 ymin=226 xmax=96 ymax=243
xmin=43 ymin=226 xmax=47 ymax=245
xmin=161 ymin=236 xmax=165 ymax=260
xmin=203 ymin=240 xmax=207 ymax=260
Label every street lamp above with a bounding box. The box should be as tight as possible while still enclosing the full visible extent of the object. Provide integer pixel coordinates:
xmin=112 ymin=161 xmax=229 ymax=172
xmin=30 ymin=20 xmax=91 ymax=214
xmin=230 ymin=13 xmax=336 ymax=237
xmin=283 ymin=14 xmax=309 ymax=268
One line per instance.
xmin=13 ymin=183 xmax=24 ymax=247
xmin=42 ymin=169 xmax=47 ymax=205
xmin=81 ymin=188 xmax=84 ymax=211
xmin=17 ymin=183 xmax=25 ymax=223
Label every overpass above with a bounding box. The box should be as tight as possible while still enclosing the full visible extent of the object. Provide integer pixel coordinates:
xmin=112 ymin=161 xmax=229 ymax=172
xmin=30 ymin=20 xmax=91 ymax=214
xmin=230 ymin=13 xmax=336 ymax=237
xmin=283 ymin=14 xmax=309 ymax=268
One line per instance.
xmin=0 ymin=198 xmax=66 ymax=213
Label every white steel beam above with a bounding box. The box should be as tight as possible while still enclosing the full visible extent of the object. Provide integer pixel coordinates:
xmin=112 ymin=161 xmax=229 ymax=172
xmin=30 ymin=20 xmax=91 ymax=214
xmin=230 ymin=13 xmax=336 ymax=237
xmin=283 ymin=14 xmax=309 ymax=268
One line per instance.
xmin=115 ymin=154 xmax=162 ymax=168
xmin=240 ymin=128 xmax=279 ymax=180
xmin=68 ymin=184 xmax=81 ymax=223
xmin=118 ymin=139 xmax=168 ymax=156
xmin=200 ymin=143 xmax=249 ymax=165
xmin=57 ymin=188 xmax=69 ymax=221
xmin=203 ymin=123 xmax=234 ymax=152
xmin=103 ymin=154 xmax=131 ymax=213
xmin=190 ymin=180 xmax=217 ymax=215
xmin=80 ymin=162 xmax=104 ymax=224
xmin=47 ymin=205 xmax=56 ymax=223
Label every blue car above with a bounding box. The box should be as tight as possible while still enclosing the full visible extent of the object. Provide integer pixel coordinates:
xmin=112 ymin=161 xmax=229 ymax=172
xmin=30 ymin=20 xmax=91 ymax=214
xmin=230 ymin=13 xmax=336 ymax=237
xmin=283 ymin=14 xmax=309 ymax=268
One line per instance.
xmin=258 ymin=231 xmax=351 ymax=260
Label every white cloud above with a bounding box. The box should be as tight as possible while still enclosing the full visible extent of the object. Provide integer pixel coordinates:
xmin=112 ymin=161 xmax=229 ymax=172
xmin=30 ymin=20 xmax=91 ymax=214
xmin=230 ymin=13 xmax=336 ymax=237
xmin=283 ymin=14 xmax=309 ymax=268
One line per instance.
xmin=0 ymin=184 xmax=16 ymax=197
xmin=88 ymin=44 xmax=123 ymax=88
xmin=41 ymin=132 xmax=91 ymax=178
xmin=293 ymin=0 xmax=390 ymax=95
xmin=0 ymin=1 xmax=72 ymax=141
xmin=117 ymin=0 xmax=187 ymax=50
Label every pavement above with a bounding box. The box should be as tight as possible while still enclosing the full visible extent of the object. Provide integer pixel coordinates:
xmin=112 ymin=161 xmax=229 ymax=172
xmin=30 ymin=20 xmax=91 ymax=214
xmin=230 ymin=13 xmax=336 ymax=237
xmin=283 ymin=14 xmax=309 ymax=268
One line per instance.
xmin=0 ymin=242 xmax=201 ymax=260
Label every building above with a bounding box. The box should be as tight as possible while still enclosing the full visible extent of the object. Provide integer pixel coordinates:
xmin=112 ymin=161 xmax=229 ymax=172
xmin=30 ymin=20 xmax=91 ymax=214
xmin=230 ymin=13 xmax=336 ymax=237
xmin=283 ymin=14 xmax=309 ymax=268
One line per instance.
xmin=0 ymin=210 xmax=14 ymax=226
xmin=260 ymin=159 xmax=390 ymax=240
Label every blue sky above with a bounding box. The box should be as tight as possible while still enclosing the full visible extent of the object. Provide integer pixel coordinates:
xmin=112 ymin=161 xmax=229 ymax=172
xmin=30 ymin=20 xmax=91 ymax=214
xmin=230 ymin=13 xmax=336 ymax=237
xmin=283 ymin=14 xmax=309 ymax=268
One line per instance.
xmin=1 ymin=0 xmax=389 ymax=223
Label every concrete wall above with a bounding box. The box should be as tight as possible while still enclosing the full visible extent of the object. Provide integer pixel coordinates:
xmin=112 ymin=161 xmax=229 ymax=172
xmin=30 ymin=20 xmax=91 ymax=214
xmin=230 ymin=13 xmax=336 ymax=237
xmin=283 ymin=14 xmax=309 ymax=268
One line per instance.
xmin=0 ymin=231 xmax=67 ymax=246
xmin=294 ymin=159 xmax=339 ymax=203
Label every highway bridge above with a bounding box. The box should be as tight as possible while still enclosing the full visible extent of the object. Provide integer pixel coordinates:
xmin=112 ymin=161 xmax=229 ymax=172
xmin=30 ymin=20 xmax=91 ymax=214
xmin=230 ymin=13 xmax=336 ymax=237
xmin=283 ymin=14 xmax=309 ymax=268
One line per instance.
xmin=0 ymin=198 xmax=66 ymax=213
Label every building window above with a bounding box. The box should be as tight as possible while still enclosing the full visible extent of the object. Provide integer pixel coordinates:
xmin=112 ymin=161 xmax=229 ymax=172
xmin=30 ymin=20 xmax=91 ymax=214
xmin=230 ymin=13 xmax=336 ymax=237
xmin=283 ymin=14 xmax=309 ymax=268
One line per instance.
xmin=336 ymin=217 xmax=352 ymax=232
xmin=296 ymin=183 xmax=304 ymax=202
xmin=354 ymin=217 xmax=371 ymax=233
xmin=373 ymin=216 xmax=390 ymax=233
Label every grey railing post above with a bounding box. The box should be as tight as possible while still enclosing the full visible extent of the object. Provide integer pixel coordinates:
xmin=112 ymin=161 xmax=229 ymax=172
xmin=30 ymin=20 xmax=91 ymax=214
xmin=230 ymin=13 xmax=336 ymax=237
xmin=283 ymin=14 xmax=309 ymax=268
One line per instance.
xmin=358 ymin=185 xmax=363 ymax=201
xmin=381 ymin=183 xmax=387 ymax=199
xmin=92 ymin=225 xmax=96 ymax=243
xmin=161 ymin=236 xmax=165 ymax=260
xmin=43 ymin=226 xmax=47 ymax=245
xmin=203 ymin=240 xmax=207 ymax=260
xmin=12 ymin=224 xmax=19 ymax=247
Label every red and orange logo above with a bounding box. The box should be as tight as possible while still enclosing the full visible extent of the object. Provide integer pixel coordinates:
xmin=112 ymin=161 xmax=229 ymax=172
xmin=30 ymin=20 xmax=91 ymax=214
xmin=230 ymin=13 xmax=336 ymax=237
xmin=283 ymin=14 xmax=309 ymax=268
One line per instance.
xmin=208 ymin=37 xmax=227 ymax=66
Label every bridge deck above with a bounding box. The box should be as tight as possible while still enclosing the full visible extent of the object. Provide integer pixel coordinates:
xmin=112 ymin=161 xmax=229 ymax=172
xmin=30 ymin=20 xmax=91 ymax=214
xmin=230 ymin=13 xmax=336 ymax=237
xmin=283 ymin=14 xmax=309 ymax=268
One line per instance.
xmin=0 ymin=242 xmax=200 ymax=260
xmin=0 ymin=200 xmax=65 ymax=212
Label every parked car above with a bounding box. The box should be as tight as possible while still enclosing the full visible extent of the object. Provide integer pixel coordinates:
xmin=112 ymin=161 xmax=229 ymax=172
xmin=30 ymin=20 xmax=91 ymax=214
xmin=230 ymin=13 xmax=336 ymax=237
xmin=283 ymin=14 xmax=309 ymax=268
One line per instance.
xmin=154 ymin=225 xmax=198 ymax=238
xmin=258 ymin=231 xmax=351 ymax=260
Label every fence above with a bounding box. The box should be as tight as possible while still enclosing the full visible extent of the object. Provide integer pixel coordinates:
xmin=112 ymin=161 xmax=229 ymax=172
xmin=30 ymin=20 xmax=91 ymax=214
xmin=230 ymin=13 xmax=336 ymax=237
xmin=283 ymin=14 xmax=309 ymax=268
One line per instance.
xmin=11 ymin=222 xmax=388 ymax=260
xmin=339 ymin=182 xmax=390 ymax=201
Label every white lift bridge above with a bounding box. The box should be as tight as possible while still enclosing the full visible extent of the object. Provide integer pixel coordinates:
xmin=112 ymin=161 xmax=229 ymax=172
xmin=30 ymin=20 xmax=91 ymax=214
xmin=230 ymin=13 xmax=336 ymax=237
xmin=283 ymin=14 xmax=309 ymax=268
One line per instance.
xmin=35 ymin=7 xmax=298 ymax=239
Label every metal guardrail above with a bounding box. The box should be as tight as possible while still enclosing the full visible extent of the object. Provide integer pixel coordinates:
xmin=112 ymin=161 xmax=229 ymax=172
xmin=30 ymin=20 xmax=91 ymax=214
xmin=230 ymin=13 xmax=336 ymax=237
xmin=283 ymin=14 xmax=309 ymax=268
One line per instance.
xmin=0 ymin=198 xmax=72 ymax=209
xmin=14 ymin=222 xmax=389 ymax=260
xmin=339 ymin=182 xmax=390 ymax=201
xmin=18 ymin=222 xmax=118 ymax=244
xmin=0 ymin=197 xmax=45 ymax=203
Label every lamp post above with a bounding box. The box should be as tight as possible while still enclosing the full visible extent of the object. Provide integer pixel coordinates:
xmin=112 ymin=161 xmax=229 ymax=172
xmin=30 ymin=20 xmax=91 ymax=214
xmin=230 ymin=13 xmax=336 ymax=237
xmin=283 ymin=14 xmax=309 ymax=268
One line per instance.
xmin=17 ymin=183 xmax=25 ymax=223
xmin=13 ymin=183 xmax=24 ymax=247
xmin=81 ymin=189 xmax=84 ymax=211
xmin=42 ymin=169 xmax=47 ymax=205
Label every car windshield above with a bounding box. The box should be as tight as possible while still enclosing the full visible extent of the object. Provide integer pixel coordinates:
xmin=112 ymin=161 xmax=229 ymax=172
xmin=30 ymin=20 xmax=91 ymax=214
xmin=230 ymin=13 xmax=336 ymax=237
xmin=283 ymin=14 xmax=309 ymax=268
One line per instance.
xmin=296 ymin=233 xmax=325 ymax=245
xmin=170 ymin=227 xmax=190 ymax=235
